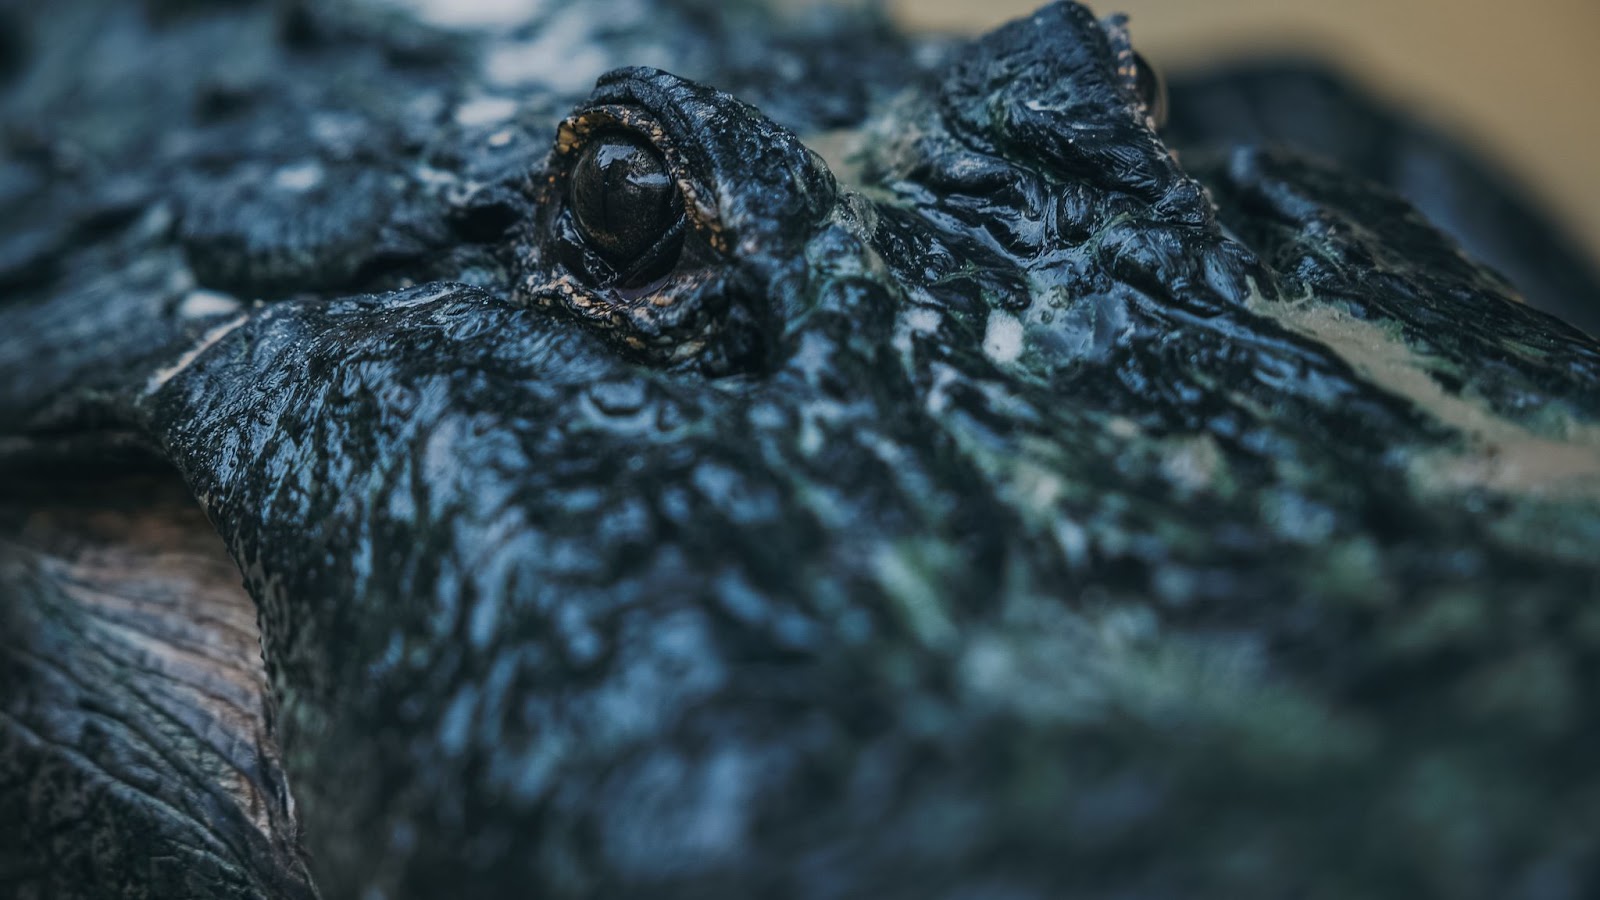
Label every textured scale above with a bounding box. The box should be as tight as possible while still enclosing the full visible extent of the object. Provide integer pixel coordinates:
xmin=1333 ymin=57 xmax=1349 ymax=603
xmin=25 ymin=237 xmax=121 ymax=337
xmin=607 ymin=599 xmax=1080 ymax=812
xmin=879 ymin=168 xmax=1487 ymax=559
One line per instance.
xmin=2 ymin=1 xmax=1599 ymax=898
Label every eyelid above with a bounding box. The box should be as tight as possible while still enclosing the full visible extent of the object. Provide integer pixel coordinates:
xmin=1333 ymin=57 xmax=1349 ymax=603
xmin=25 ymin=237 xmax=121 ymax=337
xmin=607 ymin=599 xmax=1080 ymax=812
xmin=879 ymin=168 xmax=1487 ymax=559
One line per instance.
xmin=552 ymin=105 xmax=729 ymax=253
xmin=613 ymin=216 xmax=689 ymax=286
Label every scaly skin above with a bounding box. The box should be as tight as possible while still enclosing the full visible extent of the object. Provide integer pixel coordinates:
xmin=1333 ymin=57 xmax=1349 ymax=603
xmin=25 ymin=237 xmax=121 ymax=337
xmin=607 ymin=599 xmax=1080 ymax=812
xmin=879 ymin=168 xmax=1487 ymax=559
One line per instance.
xmin=2 ymin=1 xmax=1599 ymax=897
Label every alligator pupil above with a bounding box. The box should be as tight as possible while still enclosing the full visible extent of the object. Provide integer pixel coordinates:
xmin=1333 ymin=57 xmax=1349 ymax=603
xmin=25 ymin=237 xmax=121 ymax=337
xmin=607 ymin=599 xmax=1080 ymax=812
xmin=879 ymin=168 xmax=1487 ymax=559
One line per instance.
xmin=570 ymin=134 xmax=677 ymax=267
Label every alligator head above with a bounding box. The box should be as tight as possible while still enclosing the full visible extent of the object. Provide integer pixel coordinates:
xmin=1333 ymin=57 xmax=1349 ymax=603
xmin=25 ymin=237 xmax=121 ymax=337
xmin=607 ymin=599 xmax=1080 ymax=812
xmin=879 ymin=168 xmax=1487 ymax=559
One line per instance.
xmin=3 ymin=2 xmax=1600 ymax=898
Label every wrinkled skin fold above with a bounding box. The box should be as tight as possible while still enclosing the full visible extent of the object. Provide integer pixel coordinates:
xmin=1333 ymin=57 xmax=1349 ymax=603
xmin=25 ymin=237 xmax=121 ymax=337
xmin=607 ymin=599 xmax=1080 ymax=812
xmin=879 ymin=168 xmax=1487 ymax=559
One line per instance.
xmin=2 ymin=1 xmax=1600 ymax=898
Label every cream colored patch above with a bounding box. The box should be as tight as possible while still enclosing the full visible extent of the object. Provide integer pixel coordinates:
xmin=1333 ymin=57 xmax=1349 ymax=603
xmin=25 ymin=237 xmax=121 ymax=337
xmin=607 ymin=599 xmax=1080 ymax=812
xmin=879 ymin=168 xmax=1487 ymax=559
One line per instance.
xmin=1107 ymin=417 xmax=1143 ymax=440
xmin=385 ymin=285 xmax=464 ymax=309
xmin=483 ymin=10 xmax=612 ymax=93
xmin=387 ymin=0 xmax=547 ymax=29
xmin=804 ymin=127 xmax=866 ymax=190
xmin=1254 ymin=295 xmax=1600 ymax=498
xmin=892 ymin=306 xmax=943 ymax=356
xmin=272 ymin=161 xmax=325 ymax=193
xmin=178 ymin=289 xmax=243 ymax=319
xmin=454 ymin=96 xmax=518 ymax=127
xmin=1162 ymin=434 xmax=1225 ymax=493
xmin=146 ymin=313 xmax=249 ymax=393
xmin=983 ymin=311 xmax=1025 ymax=365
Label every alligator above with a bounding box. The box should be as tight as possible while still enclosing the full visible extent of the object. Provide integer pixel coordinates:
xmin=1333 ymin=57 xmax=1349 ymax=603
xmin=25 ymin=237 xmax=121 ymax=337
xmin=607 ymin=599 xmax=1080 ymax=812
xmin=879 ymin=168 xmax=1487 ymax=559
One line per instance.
xmin=2 ymin=1 xmax=1599 ymax=897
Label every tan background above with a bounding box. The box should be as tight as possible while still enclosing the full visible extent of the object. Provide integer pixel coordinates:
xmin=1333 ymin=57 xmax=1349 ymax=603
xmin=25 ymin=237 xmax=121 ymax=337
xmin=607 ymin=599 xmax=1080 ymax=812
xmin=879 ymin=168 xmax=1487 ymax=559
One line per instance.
xmin=891 ymin=0 xmax=1600 ymax=263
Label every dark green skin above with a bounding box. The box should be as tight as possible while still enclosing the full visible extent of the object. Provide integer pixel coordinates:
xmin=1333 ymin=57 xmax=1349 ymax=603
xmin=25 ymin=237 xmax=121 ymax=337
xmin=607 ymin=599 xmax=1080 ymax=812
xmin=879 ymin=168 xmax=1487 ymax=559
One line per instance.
xmin=3 ymin=1 xmax=1600 ymax=898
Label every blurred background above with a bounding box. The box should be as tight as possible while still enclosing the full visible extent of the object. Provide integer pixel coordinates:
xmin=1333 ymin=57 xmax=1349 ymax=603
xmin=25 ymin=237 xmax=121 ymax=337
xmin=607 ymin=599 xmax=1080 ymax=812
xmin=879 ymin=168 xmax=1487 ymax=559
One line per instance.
xmin=893 ymin=0 xmax=1600 ymax=265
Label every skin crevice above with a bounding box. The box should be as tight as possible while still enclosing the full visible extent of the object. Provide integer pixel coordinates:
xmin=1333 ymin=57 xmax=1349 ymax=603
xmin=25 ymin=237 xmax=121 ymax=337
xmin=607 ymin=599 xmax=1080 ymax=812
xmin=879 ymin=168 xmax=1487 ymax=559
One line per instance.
xmin=0 ymin=472 xmax=315 ymax=900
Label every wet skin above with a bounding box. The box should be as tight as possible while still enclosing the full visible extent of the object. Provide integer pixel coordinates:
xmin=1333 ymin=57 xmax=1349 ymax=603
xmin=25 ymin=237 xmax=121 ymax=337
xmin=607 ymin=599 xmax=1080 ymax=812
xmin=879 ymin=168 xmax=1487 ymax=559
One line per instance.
xmin=3 ymin=1 xmax=1600 ymax=898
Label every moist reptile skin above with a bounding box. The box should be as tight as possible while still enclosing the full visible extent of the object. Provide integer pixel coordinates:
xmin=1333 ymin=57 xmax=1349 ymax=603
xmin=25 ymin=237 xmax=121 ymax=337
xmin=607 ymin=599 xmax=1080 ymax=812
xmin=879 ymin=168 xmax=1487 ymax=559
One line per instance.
xmin=3 ymin=1 xmax=1599 ymax=898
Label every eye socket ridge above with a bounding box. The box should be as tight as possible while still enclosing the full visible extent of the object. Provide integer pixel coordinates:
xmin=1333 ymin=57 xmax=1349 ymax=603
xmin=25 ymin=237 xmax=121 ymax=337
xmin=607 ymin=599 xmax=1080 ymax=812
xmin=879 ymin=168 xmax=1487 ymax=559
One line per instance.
xmin=551 ymin=105 xmax=729 ymax=288
xmin=521 ymin=89 xmax=785 ymax=375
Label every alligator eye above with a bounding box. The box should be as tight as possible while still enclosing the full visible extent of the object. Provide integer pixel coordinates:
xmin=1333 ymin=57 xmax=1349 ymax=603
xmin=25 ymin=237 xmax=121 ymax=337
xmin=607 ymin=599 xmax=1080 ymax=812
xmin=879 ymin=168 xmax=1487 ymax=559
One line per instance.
xmin=1132 ymin=51 xmax=1168 ymax=129
xmin=570 ymin=133 xmax=679 ymax=267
